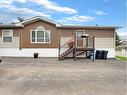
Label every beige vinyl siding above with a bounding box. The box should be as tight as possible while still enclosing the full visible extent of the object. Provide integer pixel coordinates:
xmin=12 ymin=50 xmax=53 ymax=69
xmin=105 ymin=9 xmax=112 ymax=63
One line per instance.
xmin=86 ymin=29 xmax=114 ymax=38
xmin=60 ymin=29 xmax=74 ymax=47
xmin=0 ymin=29 xmax=20 ymax=48
xmin=0 ymin=37 xmax=19 ymax=48
xmin=95 ymin=38 xmax=114 ymax=48
xmin=60 ymin=29 xmax=75 ymax=37
xmin=61 ymin=37 xmax=72 ymax=46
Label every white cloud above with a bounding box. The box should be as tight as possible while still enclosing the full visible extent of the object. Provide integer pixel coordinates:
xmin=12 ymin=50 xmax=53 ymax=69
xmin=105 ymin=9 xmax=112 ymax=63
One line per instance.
xmin=66 ymin=15 xmax=95 ymax=22
xmin=0 ymin=3 xmax=50 ymax=18
xmin=118 ymin=31 xmax=127 ymax=36
xmin=29 ymin=0 xmax=77 ymax=14
xmin=88 ymin=9 xmax=108 ymax=15
xmin=8 ymin=5 xmax=50 ymax=17
xmin=0 ymin=14 xmax=18 ymax=23
xmin=117 ymin=27 xmax=127 ymax=36
xmin=0 ymin=0 xmax=26 ymax=4
xmin=95 ymin=10 xmax=107 ymax=15
xmin=0 ymin=0 xmax=77 ymax=14
xmin=58 ymin=15 xmax=95 ymax=24
xmin=14 ymin=0 xmax=27 ymax=3
xmin=0 ymin=4 xmax=50 ymax=23
xmin=118 ymin=31 xmax=127 ymax=40
xmin=0 ymin=0 xmax=13 ymax=5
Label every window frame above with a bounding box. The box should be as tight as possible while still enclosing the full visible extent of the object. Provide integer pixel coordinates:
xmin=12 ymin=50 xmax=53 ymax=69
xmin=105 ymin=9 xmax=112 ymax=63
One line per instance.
xmin=45 ymin=30 xmax=51 ymax=43
xmin=30 ymin=30 xmax=51 ymax=44
xmin=76 ymin=30 xmax=86 ymax=38
xmin=2 ymin=29 xmax=13 ymax=43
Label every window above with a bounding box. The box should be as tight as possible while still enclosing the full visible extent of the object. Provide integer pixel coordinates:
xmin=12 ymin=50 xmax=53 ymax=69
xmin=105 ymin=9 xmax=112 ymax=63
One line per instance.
xmin=37 ymin=30 xmax=44 ymax=42
xmin=2 ymin=29 xmax=13 ymax=42
xmin=45 ymin=30 xmax=50 ymax=42
xmin=31 ymin=26 xmax=50 ymax=43
xmin=76 ymin=30 xmax=85 ymax=38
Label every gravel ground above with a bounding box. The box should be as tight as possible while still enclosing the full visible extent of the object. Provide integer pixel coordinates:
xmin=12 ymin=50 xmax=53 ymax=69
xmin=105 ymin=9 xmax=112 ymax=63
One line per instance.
xmin=0 ymin=57 xmax=126 ymax=95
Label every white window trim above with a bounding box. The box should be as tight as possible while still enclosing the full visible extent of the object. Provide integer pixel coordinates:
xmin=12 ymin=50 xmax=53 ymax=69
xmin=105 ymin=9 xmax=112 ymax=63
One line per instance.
xmin=2 ymin=29 xmax=13 ymax=43
xmin=30 ymin=30 xmax=51 ymax=44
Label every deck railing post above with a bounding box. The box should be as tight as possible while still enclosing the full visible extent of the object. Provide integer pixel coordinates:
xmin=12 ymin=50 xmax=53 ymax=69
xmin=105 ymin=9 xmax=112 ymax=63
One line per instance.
xmin=86 ymin=38 xmax=88 ymax=48
xmin=93 ymin=36 xmax=95 ymax=48
xmin=93 ymin=36 xmax=95 ymax=61
xmin=74 ymin=31 xmax=76 ymax=61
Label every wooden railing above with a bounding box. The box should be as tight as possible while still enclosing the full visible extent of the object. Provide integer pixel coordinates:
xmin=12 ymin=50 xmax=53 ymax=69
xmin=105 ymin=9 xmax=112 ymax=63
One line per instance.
xmin=59 ymin=37 xmax=74 ymax=59
xmin=60 ymin=38 xmax=74 ymax=48
xmin=58 ymin=36 xmax=95 ymax=60
xmin=87 ymin=36 xmax=95 ymax=48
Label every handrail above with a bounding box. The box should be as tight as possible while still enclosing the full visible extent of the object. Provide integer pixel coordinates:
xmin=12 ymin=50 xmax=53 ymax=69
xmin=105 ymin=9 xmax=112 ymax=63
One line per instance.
xmin=87 ymin=36 xmax=95 ymax=48
xmin=60 ymin=37 xmax=74 ymax=48
xmin=59 ymin=36 xmax=95 ymax=60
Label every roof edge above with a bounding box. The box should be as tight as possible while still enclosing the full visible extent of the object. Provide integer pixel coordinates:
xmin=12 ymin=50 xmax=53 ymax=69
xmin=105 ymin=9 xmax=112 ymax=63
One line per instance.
xmin=57 ymin=25 xmax=120 ymax=29
xmin=19 ymin=16 xmax=62 ymax=26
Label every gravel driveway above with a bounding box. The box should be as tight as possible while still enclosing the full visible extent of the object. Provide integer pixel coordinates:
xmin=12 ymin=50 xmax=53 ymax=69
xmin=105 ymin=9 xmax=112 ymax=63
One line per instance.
xmin=0 ymin=57 xmax=126 ymax=95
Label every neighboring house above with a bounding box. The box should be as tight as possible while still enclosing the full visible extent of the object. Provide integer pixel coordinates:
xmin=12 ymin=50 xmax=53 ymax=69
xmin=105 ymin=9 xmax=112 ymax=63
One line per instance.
xmin=116 ymin=39 xmax=127 ymax=51
xmin=0 ymin=16 xmax=116 ymax=58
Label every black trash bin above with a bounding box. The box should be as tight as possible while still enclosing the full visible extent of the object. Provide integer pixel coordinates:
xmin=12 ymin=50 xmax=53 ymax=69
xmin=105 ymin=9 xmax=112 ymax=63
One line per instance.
xmin=0 ymin=57 xmax=1 ymax=62
xmin=95 ymin=50 xmax=103 ymax=59
xmin=33 ymin=53 xmax=39 ymax=58
xmin=102 ymin=50 xmax=108 ymax=60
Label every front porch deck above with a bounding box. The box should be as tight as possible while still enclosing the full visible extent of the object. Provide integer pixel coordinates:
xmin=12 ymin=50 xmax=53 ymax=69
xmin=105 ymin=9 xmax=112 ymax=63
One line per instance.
xmin=59 ymin=34 xmax=95 ymax=61
xmin=73 ymin=47 xmax=95 ymax=61
xmin=75 ymin=47 xmax=95 ymax=51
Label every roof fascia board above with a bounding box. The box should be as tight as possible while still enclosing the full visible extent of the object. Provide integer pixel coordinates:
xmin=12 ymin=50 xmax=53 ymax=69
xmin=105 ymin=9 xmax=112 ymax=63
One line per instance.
xmin=19 ymin=16 xmax=62 ymax=26
xmin=56 ymin=25 xmax=119 ymax=29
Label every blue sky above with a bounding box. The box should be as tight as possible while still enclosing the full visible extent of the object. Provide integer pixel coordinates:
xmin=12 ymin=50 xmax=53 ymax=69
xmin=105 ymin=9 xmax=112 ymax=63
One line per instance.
xmin=0 ymin=0 xmax=126 ymax=36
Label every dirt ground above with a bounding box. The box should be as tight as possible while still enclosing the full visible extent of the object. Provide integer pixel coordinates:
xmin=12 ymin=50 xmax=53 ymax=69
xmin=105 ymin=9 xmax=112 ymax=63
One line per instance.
xmin=0 ymin=57 xmax=126 ymax=95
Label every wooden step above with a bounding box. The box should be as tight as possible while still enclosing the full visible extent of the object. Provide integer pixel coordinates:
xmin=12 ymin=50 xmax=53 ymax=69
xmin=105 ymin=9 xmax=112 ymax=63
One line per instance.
xmin=59 ymin=48 xmax=74 ymax=60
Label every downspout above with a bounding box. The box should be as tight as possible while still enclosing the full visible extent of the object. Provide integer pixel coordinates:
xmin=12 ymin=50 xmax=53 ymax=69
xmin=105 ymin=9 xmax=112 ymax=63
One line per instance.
xmin=19 ymin=28 xmax=22 ymax=50
xmin=93 ymin=36 xmax=95 ymax=49
xmin=58 ymin=29 xmax=61 ymax=60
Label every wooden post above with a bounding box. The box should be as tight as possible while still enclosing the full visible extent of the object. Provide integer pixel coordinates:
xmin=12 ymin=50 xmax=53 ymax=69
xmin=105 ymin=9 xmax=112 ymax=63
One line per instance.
xmin=86 ymin=38 xmax=88 ymax=48
xmin=86 ymin=51 xmax=87 ymax=58
xmin=74 ymin=31 xmax=77 ymax=61
xmin=93 ymin=36 xmax=95 ymax=48
xmin=93 ymin=36 xmax=95 ymax=61
xmin=93 ymin=50 xmax=94 ymax=61
xmin=86 ymin=37 xmax=88 ymax=57
xmin=73 ymin=50 xmax=75 ymax=58
xmin=74 ymin=49 xmax=76 ymax=61
xmin=75 ymin=31 xmax=77 ymax=48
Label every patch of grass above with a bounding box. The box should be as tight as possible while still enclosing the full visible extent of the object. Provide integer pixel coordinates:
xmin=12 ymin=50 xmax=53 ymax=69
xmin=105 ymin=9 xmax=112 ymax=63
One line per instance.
xmin=115 ymin=56 xmax=127 ymax=61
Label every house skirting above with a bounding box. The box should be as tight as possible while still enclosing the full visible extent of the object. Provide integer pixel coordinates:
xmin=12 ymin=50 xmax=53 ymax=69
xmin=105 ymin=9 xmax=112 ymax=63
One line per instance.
xmin=0 ymin=48 xmax=115 ymax=58
xmin=0 ymin=48 xmax=58 ymax=57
